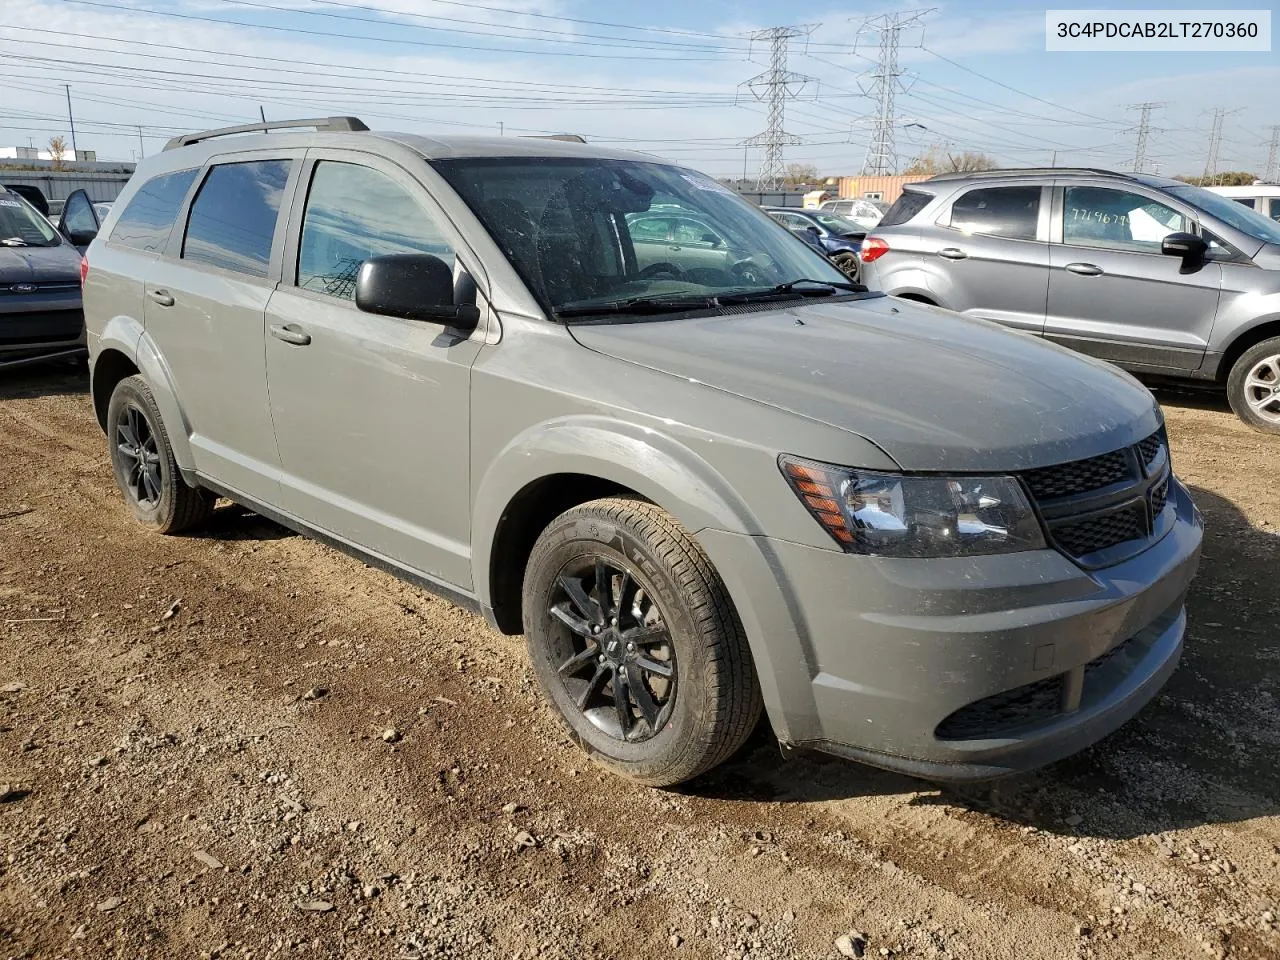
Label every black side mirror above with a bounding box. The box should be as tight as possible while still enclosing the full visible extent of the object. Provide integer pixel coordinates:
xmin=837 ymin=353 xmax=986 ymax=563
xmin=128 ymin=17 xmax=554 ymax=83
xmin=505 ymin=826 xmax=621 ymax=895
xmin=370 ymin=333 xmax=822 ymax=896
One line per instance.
xmin=65 ymin=229 xmax=98 ymax=247
xmin=1161 ymin=232 xmax=1207 ymax=262
xmin=355 ymin=254 xmax=480 ymax=330
xmin=700 ymin=233 xmax=721 ymax=247
xmin=805 ymin=225 xmax=822 ymax=237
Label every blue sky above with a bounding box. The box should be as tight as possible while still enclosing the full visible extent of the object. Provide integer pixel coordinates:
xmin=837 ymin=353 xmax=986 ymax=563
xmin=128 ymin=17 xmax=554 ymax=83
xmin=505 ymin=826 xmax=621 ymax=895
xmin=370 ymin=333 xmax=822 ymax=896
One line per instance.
xmin=0 ymin=0 xmax=1275 ymax=178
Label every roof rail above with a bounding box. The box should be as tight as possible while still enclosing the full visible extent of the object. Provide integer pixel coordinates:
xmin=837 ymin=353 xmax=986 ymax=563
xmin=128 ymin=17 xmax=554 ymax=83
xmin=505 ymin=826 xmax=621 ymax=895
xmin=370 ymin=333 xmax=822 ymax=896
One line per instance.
xmin=164 ymin=116 xmax=369 ymax=152
xmin=521 ymin=133 xmax=587 ymax=143
xmin=925 ymin=167 xmax=1133 ymax=182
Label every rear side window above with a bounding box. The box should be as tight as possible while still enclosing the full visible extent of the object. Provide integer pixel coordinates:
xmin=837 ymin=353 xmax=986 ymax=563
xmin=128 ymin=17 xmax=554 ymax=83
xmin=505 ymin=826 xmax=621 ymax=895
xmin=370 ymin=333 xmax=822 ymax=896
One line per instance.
xmin=109 ymin=168 xmax=198 ymax=253
xmin=879 ymin=190 xmax=933 ymax=227
xmin=183 ymin=160 xmax=291 ymax=278
xmin=950 ymin=186 xmax=1040 ymax=240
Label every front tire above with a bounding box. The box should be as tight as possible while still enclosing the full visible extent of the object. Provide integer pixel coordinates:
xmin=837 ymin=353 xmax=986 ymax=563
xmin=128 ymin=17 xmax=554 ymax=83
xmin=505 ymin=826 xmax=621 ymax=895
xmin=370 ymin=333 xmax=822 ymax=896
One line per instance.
xmin=106 ymin=375 xmax=214 ymax=533
xmin=1226 ymin=337 xmax=1280 ymax=435
xmin=522 ymin=498 xmax=762 ymax=786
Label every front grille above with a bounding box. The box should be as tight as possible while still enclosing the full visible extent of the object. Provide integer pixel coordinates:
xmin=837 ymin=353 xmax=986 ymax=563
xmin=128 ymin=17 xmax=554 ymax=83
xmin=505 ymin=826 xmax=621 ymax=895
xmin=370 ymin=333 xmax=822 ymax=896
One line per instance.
xmin=0 ymin=280 xmax=79 ymax=295
xmin=935 ymin=674 xmax=1063 ymax=740
xmin=0 ymin=309 xmax=83 ymax=346
xmin=1053 ymin=504 xmax=1146 ymax=556
xmin=936 ymin=619 xmax=1161 ymax=742
xmin=1020 ymin=428 xmax=1170 ymax=564
xmin=1022 ymin=448 xmax=1134 ymax=500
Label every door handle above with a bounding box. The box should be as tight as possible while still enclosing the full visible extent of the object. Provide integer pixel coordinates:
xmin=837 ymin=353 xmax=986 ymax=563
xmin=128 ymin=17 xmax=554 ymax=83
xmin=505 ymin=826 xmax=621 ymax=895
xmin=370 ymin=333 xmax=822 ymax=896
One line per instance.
xmin=1065 ymin=262 xmax=1103 ymax=276
xmin=938 ymin=247 xmax=968 ymax=260
xmin=269 ymin=324 xmax=311 ymax=346
xmin=147 ymin=288 xmax=175 ymax=307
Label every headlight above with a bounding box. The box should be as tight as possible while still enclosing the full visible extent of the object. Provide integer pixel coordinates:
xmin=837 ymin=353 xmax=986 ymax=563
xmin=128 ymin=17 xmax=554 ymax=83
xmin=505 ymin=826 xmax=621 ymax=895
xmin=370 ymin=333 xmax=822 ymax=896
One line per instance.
xmin=780 ymin=456 xmax=1046 ymax=557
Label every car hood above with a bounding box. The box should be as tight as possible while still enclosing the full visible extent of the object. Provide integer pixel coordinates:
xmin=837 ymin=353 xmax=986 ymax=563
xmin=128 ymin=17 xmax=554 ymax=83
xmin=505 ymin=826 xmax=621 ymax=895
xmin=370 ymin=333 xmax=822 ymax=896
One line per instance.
xmin=568 ymin=294 xmax=1162 ymax=472
xmin=0 ymin=243 xmax=82 ymax=283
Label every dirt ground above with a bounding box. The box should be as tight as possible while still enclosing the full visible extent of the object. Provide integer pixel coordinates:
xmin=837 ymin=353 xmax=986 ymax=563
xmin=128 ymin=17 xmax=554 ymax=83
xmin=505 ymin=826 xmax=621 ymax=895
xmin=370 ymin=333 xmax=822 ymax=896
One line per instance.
xmin=0 ymin=362 xmax=1277 ymax=960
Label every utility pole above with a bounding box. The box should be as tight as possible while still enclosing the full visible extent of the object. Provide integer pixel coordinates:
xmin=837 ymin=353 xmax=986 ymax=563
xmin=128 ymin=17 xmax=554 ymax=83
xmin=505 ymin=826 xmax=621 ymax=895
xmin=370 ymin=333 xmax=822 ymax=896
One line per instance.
xmin=498 ymin=121 xmax=504 ymax=136
xmin=1265 ymin=124 xmax=1280 ymax=183
xmin=1201 ymin=108 xmax=1225 ymax=185
xmin=740 ymin=25 xmax=815 ymax=191
xmin=259 ymin=105 xmax=267 ymax=123
xmin=1126 ymin=101 xmax=1165 ymax=173
xmin=856 ymin=10 xmax=932 ymax=176
xmin=137 ymin=125 xmax=144 ymax=160
xmin=64 ymin=84 xmax=78 ymax=157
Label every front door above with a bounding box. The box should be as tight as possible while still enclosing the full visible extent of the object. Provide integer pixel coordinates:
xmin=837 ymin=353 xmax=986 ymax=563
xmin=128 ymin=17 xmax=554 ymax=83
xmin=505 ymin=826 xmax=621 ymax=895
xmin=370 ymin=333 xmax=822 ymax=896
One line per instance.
xmin=921 ymin=184 xmax=1050 ymax=334
xmin=143 ymin=156 xmax=297 ymax=502
xmin=1045 ymin=185 xmax=1222 ymax=371
xmin=264 ymin=153 xmax=479 ymax=590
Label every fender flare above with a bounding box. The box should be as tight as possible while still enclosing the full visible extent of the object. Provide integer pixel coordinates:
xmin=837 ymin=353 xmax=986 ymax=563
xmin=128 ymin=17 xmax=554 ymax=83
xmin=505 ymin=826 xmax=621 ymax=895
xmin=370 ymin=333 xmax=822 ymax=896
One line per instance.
xmin=95 ymin=316 xmax=197 ymax=473
xmin=471 ymin=417 xmax=761 ymax=613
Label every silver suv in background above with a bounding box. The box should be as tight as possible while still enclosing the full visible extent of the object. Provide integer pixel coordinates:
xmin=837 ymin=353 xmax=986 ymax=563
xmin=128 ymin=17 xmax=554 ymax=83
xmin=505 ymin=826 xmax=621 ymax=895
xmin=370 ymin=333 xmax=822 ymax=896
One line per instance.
xmin=860 ymin=168 xmax=1280 ymax=434
xmin=80 ymin=119 xmax=1201 ymax=786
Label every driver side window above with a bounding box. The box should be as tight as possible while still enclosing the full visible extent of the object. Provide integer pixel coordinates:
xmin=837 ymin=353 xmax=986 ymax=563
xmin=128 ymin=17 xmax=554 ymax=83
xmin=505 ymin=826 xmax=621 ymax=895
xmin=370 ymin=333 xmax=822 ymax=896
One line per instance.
xmin=1063 ymin=187 xmax=1187 ymax=254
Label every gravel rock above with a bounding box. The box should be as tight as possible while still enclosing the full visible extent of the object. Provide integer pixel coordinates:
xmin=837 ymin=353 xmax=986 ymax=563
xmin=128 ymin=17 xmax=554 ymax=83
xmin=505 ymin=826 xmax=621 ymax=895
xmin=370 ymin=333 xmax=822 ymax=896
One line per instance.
xmin=303 ymin=686 xmax=329 ymax=701
xmin=501 ymin=802 xmax=522 ymax=815
xmin=836 ymin=932 xmax=867 ymax=958
xmin=296 ymin=900 xmax=334 ymax=913
xmin=381 ymin=727 xmax=401 ymax=743
xmin=193 ymin=850 xmax=224 ymax=870
xmin=513 ymin=830 xmax=537 ymax=849
xmin=96 ymin=897 xmax=123 ymax=912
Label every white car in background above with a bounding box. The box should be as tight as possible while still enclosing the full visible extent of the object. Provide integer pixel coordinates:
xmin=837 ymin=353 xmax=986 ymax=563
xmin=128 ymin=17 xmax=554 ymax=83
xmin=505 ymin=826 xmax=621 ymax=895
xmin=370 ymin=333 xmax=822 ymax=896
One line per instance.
xmin=1207 ymin=184 xmax=1280 ymax=222
xmin=818 ymin=197 xmax=886 ymax=231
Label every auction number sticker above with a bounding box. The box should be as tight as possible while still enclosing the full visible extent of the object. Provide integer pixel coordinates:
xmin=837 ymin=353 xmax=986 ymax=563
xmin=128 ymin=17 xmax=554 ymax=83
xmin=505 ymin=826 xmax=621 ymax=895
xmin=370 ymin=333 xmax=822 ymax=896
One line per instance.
xmin=1047 ymin=9 xmax=1270 ymax=50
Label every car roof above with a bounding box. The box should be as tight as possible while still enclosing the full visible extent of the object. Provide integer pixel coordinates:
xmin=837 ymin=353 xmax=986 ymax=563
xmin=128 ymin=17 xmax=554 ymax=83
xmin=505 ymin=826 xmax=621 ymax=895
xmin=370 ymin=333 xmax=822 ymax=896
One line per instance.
xmin=919 ymin=167 xmax=1184 ymax=190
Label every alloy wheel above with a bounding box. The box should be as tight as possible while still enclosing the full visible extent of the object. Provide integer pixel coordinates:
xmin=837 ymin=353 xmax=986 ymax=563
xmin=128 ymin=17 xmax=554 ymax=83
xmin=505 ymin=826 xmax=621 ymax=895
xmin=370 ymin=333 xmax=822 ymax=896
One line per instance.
xmin=1244 ymin=353 xmax=1280 ymax=424
xmin=548 ymin=556 xmax=677 ymax=743
xmin=115 ymin=403 xmax=163 ymax=507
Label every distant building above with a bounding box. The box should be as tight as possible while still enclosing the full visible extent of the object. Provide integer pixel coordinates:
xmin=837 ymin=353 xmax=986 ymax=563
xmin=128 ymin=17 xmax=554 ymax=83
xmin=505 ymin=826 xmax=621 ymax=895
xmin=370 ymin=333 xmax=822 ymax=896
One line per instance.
xmin=836 ymin=174 xmax=932 ymax=204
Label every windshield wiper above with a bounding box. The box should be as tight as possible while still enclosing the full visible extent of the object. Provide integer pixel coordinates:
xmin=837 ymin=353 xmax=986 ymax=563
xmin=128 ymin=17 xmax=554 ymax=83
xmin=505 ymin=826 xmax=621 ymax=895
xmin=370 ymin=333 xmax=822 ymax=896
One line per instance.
xmin=719 ymin=277 xmax=865 ymax=303
xmin=554 ymin=294 xmax=717 ymax=318
xmin=1 ymin=237 xmax=30 ymax=247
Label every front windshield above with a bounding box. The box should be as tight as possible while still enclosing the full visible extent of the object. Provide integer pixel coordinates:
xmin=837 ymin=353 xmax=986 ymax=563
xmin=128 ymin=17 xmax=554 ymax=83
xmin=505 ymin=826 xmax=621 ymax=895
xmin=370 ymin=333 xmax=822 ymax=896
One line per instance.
xmin=0 ymin=192 xmax=59 ymax=247
xmin=1165 ymin=184 xmax=1280 ymax=246
xmin=432 ymin=157 xmax=850 ymax=316
xmin=810 ymin=212 xmax=862 ymax=234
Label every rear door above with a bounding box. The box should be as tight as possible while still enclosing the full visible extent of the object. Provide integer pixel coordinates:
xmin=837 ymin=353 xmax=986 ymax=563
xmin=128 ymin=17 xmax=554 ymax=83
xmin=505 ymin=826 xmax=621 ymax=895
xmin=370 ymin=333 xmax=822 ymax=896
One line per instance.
xmin=144 ymin=152 xmax=300 ymax=502
xmin=917 ymin=184 xmax=1050 ymax=333
xmin=1044 ymin=184 xmax=1221 ymax=371
xmin=264 ymin=150 xmax=480 ymax=589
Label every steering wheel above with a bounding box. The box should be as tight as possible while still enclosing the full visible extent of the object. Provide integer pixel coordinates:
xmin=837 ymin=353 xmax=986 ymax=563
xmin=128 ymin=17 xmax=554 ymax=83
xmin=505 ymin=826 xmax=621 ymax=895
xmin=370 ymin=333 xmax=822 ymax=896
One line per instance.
xmin=639 ymin=262 xmax=685 ymax=281
xmin=730 ymin=258 xmax=767 ymax=285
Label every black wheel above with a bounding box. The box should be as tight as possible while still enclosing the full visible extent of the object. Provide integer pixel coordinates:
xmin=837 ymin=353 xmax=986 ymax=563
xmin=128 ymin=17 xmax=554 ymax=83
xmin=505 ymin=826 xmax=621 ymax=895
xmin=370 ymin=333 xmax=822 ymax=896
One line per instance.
xmin=831 ymin=252 xmax=859 ymax=281
xmin=1227 ymin=336 xmax=1280 ymax=435
xmin=522 ymin=498 xmax=763 ymax=786
xmin=638 ymin=262 xmax=685 ymax=281
xmin=106 ymin=375 xmax=214 ymax=533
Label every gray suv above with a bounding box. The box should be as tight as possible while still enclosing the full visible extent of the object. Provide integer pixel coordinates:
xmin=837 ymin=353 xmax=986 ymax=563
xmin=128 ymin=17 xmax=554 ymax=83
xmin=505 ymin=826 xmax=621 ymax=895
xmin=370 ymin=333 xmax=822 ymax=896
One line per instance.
xmin=81 ymin=119 xmax=1202 ymax=786
xmin=860 ymin=168 xmax=1280 ymax=434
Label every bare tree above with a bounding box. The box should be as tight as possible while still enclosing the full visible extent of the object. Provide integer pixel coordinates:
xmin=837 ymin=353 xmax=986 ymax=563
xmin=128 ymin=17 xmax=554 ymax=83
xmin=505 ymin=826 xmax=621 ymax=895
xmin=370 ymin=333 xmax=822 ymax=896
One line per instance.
xmin=903 ymin=145 xmax=997 ymax=176
xmin=47 ymin=136 xmax=68 ymax=171
xmin=784 ymin=162 xmax=820 ymax=185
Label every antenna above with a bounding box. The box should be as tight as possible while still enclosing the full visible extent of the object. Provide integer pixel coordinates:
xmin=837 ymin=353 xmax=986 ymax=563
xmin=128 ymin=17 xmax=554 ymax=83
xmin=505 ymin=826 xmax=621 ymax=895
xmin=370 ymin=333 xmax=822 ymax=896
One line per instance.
xmin=739 ymin=25 xmax=816 ymax=191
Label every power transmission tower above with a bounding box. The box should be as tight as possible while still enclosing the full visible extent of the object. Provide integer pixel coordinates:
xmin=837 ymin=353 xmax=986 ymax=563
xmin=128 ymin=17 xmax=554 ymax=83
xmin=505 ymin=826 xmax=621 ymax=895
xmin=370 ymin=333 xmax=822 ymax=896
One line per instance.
xmin=1265 ymin=125 xmax=1280 ymax=183
xmin=1201 ymin=108 xmax=1226 ymax=184
xmin=1126 ymin=101 xmax=1165 ymax=173
xmin=740 ymin=25 xmax=815 ymax=191
xmin=855 ymin=10 xmax=932 ymax=176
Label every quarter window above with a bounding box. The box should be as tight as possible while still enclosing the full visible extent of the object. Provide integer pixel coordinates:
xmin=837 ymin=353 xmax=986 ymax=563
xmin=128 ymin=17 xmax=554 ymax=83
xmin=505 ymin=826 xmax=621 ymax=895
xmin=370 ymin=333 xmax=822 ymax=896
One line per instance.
xmin=182 ymin=160 xmax=291 ymax=278
xmin=109 ymin=168 xmax=198 ymax=253
xmin=950 ymin=186 xmax=1040 ymax=240
xmin=1063 ymin=187 xmax=1187 ymax=253
xmin=297 ymin=161 xmax=454 ymax=301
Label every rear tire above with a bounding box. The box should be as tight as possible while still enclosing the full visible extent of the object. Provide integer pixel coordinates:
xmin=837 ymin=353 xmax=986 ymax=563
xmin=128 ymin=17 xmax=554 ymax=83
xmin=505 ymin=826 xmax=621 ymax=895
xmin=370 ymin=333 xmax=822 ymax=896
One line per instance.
xmin=831 ymin=252 xmax=859 ymax=281
xmin=106 ymin=375 xmax=214 ymax=533
xmin=1226 ymin=336 xmax=1280 ymax=435
xmin=522 ymin=497 xmax=763 ymax=787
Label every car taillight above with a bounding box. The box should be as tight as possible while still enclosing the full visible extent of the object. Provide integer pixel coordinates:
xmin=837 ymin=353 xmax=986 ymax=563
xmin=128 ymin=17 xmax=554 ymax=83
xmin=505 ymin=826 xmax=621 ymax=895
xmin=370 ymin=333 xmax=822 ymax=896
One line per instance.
xmin=860 ymin=237 xmax=889 ymax=263
xmin=79 ymin=254 xmax=89 ymax=286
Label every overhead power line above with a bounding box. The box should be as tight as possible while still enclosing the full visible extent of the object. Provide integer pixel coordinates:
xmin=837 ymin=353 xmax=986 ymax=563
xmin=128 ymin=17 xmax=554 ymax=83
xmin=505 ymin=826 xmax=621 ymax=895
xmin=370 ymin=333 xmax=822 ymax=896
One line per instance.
xmin=1126 ymin=101 xmax=1165 ymax=174
xmin=856 ymin=10 xmax=931 ymax=175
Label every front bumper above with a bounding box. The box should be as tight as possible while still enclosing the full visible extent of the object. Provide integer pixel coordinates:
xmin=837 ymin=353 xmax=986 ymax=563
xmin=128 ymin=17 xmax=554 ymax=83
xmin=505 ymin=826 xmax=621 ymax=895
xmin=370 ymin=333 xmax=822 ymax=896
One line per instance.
xmin=0 ymin=293 xmax=85 ymax=356
xmin=700 ymin=476 xmax=1202 ymax=781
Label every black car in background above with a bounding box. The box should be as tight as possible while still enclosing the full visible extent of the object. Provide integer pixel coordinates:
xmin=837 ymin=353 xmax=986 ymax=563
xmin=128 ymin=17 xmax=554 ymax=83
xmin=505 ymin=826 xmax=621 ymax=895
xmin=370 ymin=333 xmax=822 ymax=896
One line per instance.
xmin=0 ymin=186 xmax=86 ymax=362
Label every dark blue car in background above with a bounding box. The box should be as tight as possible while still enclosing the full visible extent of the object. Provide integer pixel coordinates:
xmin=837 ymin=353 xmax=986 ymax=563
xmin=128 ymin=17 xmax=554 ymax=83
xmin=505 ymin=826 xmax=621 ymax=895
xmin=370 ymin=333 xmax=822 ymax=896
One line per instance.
xmin=764 ymin=206 xmax=864 ymax=279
